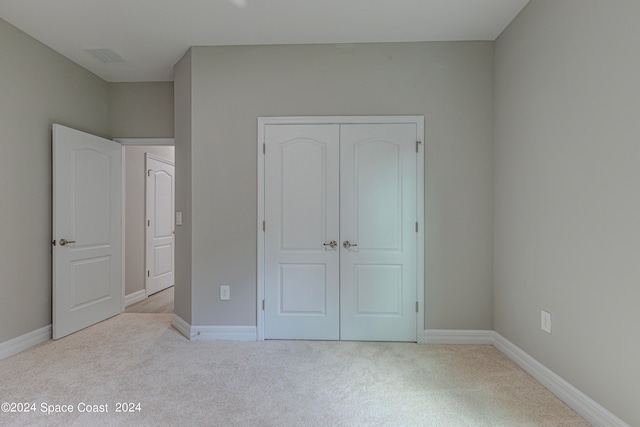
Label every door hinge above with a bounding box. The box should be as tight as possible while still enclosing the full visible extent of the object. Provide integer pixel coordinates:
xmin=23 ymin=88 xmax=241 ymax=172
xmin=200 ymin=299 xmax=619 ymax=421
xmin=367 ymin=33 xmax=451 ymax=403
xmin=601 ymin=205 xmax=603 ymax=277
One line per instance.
xmin=263 ymin=143 xmax=266 ymax=154
xmin=262 ymin=220 xmax=265 ymax=232
xmin=416 ymin=140 xmax=421 ymax=153
xmin=148 ymin=169 xmax=151 ymax=176
xmin=416 ymin=222 xmax=418 ymax=232
xmin=147 ymin=270 xmax=150 ymax=277
xmin=148 ymin=219 xmax=150 ymax=226
xmin=262 ymin=299 xmax=265 ymax=310
xmin=416 ymin=301 xmax=419 ymax=313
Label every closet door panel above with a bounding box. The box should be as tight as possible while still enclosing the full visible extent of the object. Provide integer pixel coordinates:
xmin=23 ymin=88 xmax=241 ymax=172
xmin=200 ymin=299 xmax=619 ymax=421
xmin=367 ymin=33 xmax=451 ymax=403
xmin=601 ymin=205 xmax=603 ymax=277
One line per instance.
xmin=340 ymin=123 xmax=417 ymax=342
xmin=264 ymin=124 xmax=340 ymax=340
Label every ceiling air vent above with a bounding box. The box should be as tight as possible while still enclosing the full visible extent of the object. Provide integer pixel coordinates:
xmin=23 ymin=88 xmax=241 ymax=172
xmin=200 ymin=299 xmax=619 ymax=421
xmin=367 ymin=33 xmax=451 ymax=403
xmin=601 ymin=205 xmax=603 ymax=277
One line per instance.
xmin=84 ymin=48 xmax=126 ymax=64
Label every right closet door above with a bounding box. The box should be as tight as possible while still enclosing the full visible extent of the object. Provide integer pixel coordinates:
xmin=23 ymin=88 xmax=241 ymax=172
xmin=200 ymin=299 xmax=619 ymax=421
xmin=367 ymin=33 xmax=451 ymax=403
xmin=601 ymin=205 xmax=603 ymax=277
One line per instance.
xmin=264 ymin=121 xmax=418 ymax=341
xmin=339 ymin=124 xmax=417 ymax=341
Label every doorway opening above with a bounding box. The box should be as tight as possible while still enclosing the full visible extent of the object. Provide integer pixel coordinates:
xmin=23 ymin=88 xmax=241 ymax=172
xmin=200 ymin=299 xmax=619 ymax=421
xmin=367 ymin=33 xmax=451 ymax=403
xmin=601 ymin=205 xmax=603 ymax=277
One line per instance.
xmin=117 ymin=139 xmax=175 ymax=314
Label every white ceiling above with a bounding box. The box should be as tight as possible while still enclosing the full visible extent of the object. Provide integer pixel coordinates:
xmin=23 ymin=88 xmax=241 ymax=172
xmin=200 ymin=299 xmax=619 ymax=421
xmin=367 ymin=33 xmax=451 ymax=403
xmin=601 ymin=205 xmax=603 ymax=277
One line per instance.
xmin=0 ymin=0 xmax=529 ymax=82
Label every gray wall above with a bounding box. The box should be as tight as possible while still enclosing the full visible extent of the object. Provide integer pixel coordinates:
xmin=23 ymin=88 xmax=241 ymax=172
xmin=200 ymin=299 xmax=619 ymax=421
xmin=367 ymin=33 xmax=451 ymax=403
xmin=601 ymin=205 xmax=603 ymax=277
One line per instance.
xmin=176 ymin=42 xmax=494 ymax=328
xmin=108 ymin=82 xmax=174 ymax=138
xmin=0 ymin=18 xmax=109 ymax=343
xmin=173 ymin=50 xmax=193 ymax=323
xmin=494 ymin=1 xmax=640 ymax=425
xmin=124 ymin=146 xmax=175 ymax=296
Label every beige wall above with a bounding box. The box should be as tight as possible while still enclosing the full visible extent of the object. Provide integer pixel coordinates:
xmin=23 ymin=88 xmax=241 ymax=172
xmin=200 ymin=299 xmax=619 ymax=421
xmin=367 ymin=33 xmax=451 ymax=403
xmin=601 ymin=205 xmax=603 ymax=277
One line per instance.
xmin=0 ymin=18 xmax=109 ymax=343
xmin=108 ymin=82 xmax=174 ymax=138
xmin=175 ymin=42 xmax=494 ymax=328
xmin=124 ymin=146 xmax=175 ymax=296
xmin=173 ymin=50 xmax=193 ymax=323
xmin=494 ymin=0 xmax=640 ymax=424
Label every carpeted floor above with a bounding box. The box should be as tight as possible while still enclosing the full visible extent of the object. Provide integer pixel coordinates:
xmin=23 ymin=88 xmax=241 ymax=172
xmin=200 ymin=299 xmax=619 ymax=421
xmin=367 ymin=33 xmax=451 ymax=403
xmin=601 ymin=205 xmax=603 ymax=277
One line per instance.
xmin=0 ymin=314 xmax=589 ymax=426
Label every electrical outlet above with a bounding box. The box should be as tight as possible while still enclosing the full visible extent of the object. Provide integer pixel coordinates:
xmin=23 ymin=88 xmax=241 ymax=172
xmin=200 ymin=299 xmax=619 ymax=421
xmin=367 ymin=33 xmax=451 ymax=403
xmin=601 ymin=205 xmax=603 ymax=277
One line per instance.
xmin=541 ymin=310 xmax=551 ymax=334
xmin=220 ymin=285 xmax=230 ymax=301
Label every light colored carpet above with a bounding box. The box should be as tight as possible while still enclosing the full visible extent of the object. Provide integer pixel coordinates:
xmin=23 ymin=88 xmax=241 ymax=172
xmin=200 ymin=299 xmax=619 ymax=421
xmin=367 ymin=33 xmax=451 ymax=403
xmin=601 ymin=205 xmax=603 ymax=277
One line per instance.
xmin=0 ymin=314 xmax=589 ymax=426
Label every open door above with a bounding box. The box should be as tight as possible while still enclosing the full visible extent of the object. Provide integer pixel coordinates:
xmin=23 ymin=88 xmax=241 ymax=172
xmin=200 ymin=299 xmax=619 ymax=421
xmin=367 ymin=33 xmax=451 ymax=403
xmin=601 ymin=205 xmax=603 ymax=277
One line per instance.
xmin=52 ymin=124 xmax=122 ymax=339
xmin=145 ymin=153 xmax=175 ymax=296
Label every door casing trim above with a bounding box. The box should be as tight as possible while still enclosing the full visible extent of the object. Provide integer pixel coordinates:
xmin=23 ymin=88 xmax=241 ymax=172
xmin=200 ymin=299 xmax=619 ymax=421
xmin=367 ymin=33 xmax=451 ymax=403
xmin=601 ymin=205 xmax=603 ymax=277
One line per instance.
xmin=257 ymin=116 xmax=425 ymax=342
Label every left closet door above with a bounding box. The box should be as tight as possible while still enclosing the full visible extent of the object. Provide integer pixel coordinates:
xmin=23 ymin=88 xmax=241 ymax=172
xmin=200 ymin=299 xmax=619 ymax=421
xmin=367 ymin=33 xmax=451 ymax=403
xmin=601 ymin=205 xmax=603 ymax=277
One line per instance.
xmin=263 ymin=125 xmax=340 ymax=340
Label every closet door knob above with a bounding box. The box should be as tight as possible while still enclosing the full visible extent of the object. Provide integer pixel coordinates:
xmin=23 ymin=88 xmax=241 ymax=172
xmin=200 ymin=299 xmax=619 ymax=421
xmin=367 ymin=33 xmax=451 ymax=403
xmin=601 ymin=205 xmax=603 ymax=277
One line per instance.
xmin=343 ymin=241 xmax=357 ymax=249
xmin=323 ymin=241 xmax=337 ymax=249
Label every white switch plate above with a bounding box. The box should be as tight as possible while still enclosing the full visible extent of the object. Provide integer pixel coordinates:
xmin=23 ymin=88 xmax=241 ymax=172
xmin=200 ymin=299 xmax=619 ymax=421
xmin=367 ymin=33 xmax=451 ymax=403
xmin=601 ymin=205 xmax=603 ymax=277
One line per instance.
xmin=541 ymin=310 xmax=551 ymax=334
xmin=220 ymin=285 xmax=230 ymax=301
xmin=176 ymin=211 xmax=183 ymax=226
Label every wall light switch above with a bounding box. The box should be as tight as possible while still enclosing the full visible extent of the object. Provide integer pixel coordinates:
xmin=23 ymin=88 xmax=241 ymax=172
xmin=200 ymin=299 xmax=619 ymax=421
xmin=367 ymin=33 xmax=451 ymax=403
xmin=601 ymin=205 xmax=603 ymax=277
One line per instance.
xmin=220 ymin=285 xmax=230 ymax=301
xmin=541 ymin=310 xmax=551 ymax=334
xmin=176 ymin=211 xmax=183 ymax=226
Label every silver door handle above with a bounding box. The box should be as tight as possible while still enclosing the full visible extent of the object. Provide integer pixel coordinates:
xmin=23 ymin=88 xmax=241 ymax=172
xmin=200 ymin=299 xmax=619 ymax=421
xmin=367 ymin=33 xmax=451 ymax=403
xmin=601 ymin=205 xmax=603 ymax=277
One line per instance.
xmin=323 ymin=241 xmax=337 ymax=249
xmin=59 ymin=239 xmax=76 ymax=246
xmin=343 ymin=241 xmax=357 ymax=249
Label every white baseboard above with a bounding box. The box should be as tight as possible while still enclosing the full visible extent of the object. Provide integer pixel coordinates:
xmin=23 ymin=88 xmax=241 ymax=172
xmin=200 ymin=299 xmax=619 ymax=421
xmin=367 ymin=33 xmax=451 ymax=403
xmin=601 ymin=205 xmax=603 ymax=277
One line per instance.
xmin=171 ymin=314 xmax=192 ymax=339
xmin=0 ymin=324 xmax=51 ymax=361
xmin=170 ymin=315 xmax=257 ymax=342
xmin=125 ymin=289 xmax=147 ymax=307
xmin=424 ymin=329 xmax=494 ymax=345
xmin=422 ymin=329 xmax=628 ymax=427
xmin=191 ymin=325 xmax=257 ymax=341
xmin=492 ymin=333 xmax=629 ymax=427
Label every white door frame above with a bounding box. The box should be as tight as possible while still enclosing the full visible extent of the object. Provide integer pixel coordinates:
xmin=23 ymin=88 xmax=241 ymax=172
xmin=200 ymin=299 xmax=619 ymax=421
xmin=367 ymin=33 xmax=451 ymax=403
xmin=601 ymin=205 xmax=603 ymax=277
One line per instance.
xmin=257 ymin=116 xmax=425 ymax=343
xmin=114 ymin=138 xmax=175 ymax=307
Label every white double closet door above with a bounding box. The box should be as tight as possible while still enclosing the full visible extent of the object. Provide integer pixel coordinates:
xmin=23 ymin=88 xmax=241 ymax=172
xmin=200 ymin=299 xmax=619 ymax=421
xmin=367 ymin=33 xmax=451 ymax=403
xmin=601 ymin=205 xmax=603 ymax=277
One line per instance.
xmin=264 ymin=121 xmax=419 ymax=341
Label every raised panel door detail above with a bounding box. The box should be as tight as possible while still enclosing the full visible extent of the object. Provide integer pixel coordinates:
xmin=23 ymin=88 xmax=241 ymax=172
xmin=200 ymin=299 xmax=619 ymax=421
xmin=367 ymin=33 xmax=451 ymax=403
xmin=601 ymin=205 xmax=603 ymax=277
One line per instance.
xmin=353 ymin=140 xmax=402 ymax=251
xmin=71 ymin=256 xmax=111 ymax=309
xmin=281 ymin=140 xmax=326 ymax=251
xmin=355 ymin=264 xmax=402 ymax=315
xmin=153 ymin=244 xmax=173 ymax=277
xmin=154 ymin=171 xmax=173 ymax=238
xmin=72 ymin=149 xmax=110 ymax=246
xmin=279 ymin=264 xmax=326 ymax=315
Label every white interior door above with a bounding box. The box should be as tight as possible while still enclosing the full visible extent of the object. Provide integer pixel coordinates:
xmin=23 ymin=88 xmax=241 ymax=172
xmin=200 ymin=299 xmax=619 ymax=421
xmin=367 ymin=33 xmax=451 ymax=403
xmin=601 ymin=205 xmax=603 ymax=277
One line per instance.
xmin=146 ymin=154 xmax=175 ymax=296
xmin=53 ymin=124 xmax=122 ymax=340
xmin=339 ymin=124 xmax=417 ymax=341
xmin=264 ymin=125 xmax=340 ymax=339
